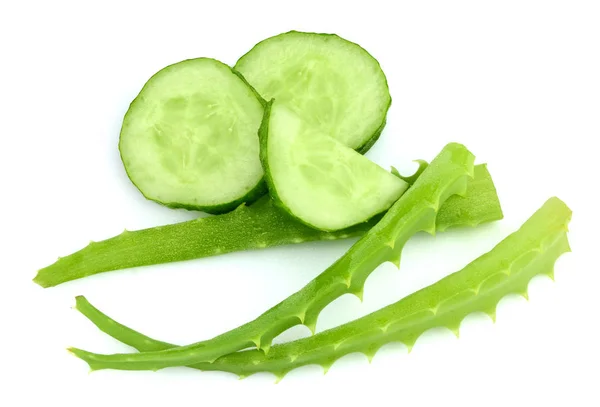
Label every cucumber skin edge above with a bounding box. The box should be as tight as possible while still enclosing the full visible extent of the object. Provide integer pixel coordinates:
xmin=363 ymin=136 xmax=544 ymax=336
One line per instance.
xmin=258 ymin=100 xmax=284 ymax=214
xmin=258 ymin=100 xmax=311 ymax=229
xmin=355 ymin=112 xmax=388 ymax=155
xmin=231 ymin=69 xmax=268 ymax=108
xmin=118 ymin=58 xmax=267 ymax=215
xmin=234 ymin=30 xmax=393 ymax=154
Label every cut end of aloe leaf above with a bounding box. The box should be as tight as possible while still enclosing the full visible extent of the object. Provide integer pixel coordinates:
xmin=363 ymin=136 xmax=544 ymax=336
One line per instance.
xmin=119 ymin=58 xmax=266 ymax=213
xmin=67 ymin=347 xmax=98 ymax=370
xmin=262 ymin=101 xmax=408 ymax=231
xmin=32 ymin=273 xmax=45 ymax=287
xmin=235 ymin=31 xmax=391 ymax=152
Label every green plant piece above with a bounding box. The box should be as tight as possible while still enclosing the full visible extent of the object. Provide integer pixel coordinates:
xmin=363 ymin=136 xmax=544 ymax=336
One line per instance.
xmin=391 ymin=159 xmax=427 ymax=185
xmin=75 ymin=197 xmax=571 ymax=380
xmin=435 ymin=164 xmax=504 ymax=232
xmin=119 ymin=58 xmax=266 ymax=214
xmin=68 ymin=142 xmax=476 ymax=371
xmin=34 ymin=164 xmax=501 ymax=288
xmin=235 ymin=31 xmax=391 ymax=153
xmin=261 ymin=100 xmax=409 ymax=231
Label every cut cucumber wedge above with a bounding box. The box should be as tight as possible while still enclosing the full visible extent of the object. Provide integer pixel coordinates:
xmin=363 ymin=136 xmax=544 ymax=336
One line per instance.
xmin=119 ymin=58 xmax=266 ymax=213
xmin=261 ymin=101 xmax=409 ymax=231
xmin=235 ymin=31 xmax=391 ymax=153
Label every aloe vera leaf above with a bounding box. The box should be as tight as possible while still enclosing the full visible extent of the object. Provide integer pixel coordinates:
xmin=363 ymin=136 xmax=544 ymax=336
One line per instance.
xmin=33 ymin=163 xmax=500 ymax=288
xmin=435 ymin=164 xmax=504 ymax=231
xmin=75 ymin=197 xmax=571 ymax=380
xmin=68 ymin=142 xmax=475 ymax=371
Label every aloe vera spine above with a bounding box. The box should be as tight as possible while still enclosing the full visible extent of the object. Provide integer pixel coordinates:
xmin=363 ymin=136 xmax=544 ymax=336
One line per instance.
xmin=68 ymin=142 xmax=475 ymax=371
xmin=75 ymin=197 xmax=571 ymax=380
xmin=34 ymin=164 xmax=501 ymax=288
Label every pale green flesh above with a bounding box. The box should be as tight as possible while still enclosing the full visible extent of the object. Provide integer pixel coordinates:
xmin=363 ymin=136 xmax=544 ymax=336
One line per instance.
xmin=267 ymin=103 xmax=409 ymax=231
xmin=119 ymin=58 xmax=264 ymax=211
xmin=235 ymin=32 xmax=391 ymax=150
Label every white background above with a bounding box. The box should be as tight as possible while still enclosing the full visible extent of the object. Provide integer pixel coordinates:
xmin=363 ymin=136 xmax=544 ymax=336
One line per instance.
xmin=1 ymin=1 xmax=598 ymax=406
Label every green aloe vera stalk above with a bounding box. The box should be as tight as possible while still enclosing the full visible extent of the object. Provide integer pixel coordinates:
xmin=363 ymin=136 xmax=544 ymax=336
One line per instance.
xmin=68 ymin=142 xmax=476 ymax=371
xmin=75 ymin=197 xmax=570 ymax=380
xmin=34 ymin=164 xmax=501 ymax=288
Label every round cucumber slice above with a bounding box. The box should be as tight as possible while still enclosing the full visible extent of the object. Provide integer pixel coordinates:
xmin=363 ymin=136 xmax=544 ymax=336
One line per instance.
xmin=235 ymin=31 xmax=392 ymax=153
xmin=119 ymin=58 xmax=266 ymax=214
xmin=261 ymin=101 xmax=409 ymax=231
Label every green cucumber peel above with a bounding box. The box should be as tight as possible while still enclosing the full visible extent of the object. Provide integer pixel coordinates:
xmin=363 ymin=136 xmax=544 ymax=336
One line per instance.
xmin=34 ymin=163 xmax=501 ymax=288
xmin=75 ymin=197 xmax=571 ymax=380
xmin=68 ymin=142 xmax=476 ymax=371
xmin=260 ymin=100 xmax=409 ymax=231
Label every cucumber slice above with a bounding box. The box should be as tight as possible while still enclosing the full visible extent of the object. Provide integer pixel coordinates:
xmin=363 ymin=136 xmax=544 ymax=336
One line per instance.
xmin=261 ymin=101 xmax=409 ymax=231
xmin=235 ymin=31 xmax=391 ymax=152
xmin=119 ymin=58 xmax=266 ymax=214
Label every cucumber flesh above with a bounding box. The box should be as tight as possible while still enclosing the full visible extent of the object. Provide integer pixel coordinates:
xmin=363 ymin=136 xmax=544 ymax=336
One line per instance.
xmin=262 ymin=101 xmax=409 ymax=231
xmin=235 ymin=31 xmax=391 ymax=152
xmin=119 ymin=58 xmax=265 ymax=213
